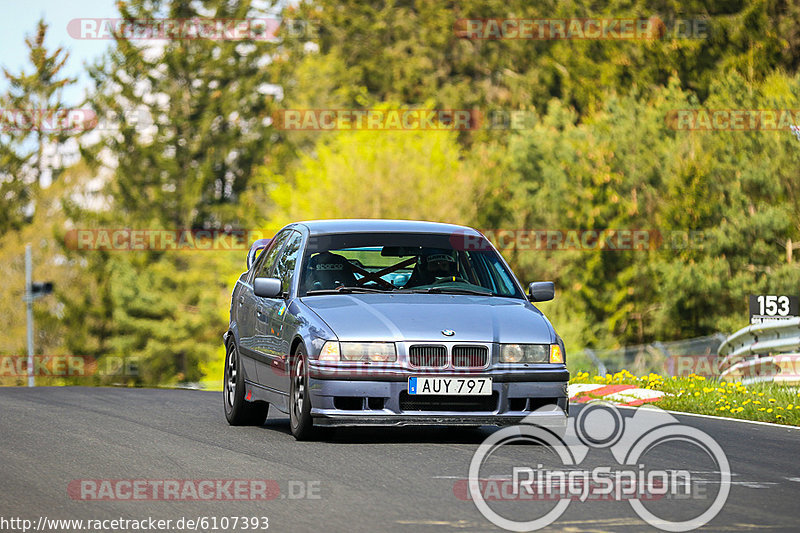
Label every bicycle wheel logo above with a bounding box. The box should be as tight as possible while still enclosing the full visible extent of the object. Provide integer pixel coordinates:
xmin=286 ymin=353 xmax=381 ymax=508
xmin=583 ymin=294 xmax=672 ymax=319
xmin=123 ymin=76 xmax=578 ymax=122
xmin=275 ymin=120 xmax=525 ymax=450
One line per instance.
xmin=468 ymin=403 xmax=730 ymax=532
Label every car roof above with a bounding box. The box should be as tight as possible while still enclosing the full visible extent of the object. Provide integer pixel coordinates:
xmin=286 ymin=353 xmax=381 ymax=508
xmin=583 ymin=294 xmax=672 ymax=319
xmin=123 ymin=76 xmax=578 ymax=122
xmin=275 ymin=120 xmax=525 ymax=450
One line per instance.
xmin=288 ymin=219 xmax=482 ymax=237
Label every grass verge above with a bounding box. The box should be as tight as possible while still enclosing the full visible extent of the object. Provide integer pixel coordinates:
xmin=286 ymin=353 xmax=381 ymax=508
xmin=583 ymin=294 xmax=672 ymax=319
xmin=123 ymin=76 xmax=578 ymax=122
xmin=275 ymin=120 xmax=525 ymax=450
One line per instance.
xmin=571 ymin=370 xmax=800 ymax=427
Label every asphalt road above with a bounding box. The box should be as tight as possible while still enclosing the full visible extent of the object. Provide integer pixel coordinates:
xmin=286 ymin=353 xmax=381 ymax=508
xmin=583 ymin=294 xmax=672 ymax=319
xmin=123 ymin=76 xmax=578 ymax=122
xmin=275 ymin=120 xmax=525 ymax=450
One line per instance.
xmin=1 ymin=387 xmax=799 ymax=532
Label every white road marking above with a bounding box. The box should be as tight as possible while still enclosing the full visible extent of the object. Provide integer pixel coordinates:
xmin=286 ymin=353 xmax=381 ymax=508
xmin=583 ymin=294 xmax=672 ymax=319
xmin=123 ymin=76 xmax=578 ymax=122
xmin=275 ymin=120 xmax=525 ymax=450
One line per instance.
xmin=613 ymin=404 xmax=800 ymax=429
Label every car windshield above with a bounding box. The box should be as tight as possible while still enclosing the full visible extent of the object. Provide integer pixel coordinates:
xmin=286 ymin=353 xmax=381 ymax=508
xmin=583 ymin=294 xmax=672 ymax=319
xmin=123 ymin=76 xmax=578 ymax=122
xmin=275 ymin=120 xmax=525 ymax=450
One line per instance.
xmin=300 ymin=232 xmax=524 ymax=298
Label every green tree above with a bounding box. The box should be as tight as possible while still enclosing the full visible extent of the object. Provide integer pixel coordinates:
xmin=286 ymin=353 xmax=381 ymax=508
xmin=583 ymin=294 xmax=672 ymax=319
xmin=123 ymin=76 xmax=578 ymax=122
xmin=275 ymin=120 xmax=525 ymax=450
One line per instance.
xmin=267 ymin=112 xmax=483 ymax=227
xmin=82 ymin=0 xmax=281 ymax=229
xmin=62 ymin=0 xmax=287 ymax=385
xmin=0 ymin=18 xmax=76 ymax=234
xmin=275 ymin=0 xmax=800 ymax=130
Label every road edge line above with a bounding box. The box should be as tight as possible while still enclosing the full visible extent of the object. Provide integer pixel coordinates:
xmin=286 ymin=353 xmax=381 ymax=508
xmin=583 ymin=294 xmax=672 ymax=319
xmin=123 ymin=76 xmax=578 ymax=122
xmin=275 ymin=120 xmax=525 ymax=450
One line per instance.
xmin=612 ymin=404 xmax=800 ymax=429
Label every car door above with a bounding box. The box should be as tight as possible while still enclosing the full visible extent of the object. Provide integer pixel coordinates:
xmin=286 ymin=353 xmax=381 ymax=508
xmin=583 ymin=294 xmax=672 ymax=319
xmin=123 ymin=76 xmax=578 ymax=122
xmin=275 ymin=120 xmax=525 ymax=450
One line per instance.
xmin=238 ymin=230 xmax=292 ymax=384
xmin=254 ymin=230 xmax=302 ymax=391
xmin=233 ymin=247 xmax=271 ymax=381
xmin=258 ymin=230 xmax=303 ymax=392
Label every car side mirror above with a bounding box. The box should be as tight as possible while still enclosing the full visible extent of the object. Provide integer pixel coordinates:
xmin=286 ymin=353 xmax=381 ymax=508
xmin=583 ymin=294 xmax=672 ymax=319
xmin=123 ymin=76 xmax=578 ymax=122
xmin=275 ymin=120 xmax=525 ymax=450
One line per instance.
xmin=528 ymin=281 xmax=555 ymax=302
xmin=254 ymin=277 xmax=282 ymax=298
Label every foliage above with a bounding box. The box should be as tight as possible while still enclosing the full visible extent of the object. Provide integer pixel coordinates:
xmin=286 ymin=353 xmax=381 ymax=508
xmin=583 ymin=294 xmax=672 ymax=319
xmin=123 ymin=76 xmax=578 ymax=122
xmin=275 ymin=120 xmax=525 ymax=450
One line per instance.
xmin=491 ymin=73 xmax=800 ymax=347
xmin=0 ymin=19 xmax=76 ymax=235
xmin=267 ymin=107 xmax=483 ymax=227
xmin=571 ymin=371 xmax=800 ymax=426
xmin=3 ymin=1 xmax=800 ymax=386
xmin=58 ymin=0 xmax=284 ymax=384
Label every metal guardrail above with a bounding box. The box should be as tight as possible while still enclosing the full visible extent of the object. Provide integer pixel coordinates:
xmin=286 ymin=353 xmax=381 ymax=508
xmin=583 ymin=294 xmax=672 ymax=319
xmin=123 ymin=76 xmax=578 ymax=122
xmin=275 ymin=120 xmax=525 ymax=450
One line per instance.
xmin=717 ymin=318 xmax=800 ymax=384
xmin=575 ymin=334 xmax=726 ymax=377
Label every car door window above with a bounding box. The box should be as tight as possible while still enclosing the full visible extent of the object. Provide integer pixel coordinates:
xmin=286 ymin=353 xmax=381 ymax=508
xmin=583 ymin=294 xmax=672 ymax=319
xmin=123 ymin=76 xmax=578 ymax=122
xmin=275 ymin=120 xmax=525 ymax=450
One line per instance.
xmin=250 ymin=230 xmax=291 ymax=283
xmin=274 ymin=231 xmax=303 ymax=294
xmin=248 ymin=247 xmax=269 ymax=281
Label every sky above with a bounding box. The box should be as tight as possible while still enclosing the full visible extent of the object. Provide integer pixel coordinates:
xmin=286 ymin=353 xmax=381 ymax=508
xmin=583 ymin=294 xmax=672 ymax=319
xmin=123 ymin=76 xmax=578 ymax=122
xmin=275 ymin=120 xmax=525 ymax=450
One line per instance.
xmin=0 ymin=0 xmax=118 ymax=104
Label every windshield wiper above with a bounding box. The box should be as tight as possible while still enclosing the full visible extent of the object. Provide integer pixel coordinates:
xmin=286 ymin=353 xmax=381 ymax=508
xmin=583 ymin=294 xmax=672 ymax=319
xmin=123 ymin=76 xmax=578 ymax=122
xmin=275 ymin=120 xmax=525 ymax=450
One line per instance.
xmin=401 ymin=287 xmax=494 ymax=296
xmin=305 ymin=286 xmax=391 ymax=295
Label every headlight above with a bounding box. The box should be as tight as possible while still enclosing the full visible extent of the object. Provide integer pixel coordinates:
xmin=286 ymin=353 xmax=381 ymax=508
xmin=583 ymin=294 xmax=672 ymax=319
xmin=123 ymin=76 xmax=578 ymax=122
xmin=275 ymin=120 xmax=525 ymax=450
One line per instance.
xmin=499 ymin=344 xmax=550 ymax=363
xmin=318 ymin=341 xmax=397 ymax=362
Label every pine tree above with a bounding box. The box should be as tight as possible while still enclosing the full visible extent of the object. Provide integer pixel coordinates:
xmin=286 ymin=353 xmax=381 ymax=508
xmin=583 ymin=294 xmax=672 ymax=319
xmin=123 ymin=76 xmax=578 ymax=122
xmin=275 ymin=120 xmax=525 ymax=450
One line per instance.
xmin=82 ymin=0 xmax=281 ymax=229
xmin=0 ymin=18 xmax=76 ymax=234
xmin=64 ymin=0 xmax=284 ymax=384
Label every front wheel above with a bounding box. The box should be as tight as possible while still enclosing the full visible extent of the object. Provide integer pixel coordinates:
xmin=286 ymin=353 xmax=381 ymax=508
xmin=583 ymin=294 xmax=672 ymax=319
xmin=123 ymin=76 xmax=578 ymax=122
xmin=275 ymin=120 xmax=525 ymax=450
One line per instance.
xmin=289 ymin=345 xmax=316 ymax=440
xmin=223 ymin=339 xmax=269 ymax=426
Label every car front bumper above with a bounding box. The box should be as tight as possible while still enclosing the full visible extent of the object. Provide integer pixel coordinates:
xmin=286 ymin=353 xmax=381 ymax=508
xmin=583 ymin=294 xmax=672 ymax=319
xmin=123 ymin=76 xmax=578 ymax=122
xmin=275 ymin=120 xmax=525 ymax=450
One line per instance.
xmin=306 ymin=365 xmax=569 ymax=427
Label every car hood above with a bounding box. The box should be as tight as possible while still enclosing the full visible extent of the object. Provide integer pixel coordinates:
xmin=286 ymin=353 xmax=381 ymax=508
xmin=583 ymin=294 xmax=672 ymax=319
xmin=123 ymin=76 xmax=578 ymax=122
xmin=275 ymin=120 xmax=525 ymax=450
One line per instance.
xmin=299 ymin=294 xmax=555 ymax=344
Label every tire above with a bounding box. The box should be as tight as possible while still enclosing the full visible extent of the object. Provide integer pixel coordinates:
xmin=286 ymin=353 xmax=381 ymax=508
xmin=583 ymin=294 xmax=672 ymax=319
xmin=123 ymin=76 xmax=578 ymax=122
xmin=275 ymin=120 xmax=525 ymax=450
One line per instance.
xmin=223 ymin=339 xmax=269 ymax=426
xmin=289 ymin=344 xmax=317 ymax=440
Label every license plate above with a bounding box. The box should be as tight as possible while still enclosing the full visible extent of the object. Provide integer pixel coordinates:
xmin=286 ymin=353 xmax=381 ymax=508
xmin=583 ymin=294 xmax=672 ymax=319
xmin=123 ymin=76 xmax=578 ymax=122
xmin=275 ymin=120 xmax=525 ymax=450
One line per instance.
xmin=408 ymin=377 xmax=492 ymax=396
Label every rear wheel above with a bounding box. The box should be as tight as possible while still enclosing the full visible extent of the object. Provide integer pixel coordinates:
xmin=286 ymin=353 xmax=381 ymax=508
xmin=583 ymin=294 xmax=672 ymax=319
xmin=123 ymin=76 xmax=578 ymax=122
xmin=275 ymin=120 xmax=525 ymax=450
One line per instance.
xmin=223 ymin=339 xmax=269 ymax=426
xmin=289 ymin=344 xmax=316 ymax=440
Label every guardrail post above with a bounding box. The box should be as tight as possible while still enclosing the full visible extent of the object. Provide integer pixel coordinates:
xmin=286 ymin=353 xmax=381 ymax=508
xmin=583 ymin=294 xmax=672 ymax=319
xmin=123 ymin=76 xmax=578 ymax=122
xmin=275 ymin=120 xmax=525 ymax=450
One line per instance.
xmin=584 ymin=348 xmax=607 ymax=376
xmin=25 ymin=244 xmax=34 ymax=388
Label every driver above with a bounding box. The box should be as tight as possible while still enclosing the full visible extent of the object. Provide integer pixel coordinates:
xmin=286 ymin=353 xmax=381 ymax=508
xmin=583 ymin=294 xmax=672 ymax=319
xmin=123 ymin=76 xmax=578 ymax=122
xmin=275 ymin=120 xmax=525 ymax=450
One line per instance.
xmin=403 ymin=249 xmax=461 ymax=287
xmin=424 ymin=252 xmax=459 ymax=280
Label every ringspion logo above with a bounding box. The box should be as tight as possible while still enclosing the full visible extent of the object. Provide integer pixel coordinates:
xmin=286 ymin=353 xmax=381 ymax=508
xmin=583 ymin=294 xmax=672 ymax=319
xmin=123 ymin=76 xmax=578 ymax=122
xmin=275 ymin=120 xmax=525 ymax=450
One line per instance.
xmin=466 ymin=403 xmax=729 ymax=531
